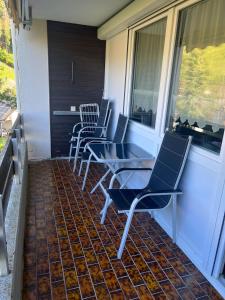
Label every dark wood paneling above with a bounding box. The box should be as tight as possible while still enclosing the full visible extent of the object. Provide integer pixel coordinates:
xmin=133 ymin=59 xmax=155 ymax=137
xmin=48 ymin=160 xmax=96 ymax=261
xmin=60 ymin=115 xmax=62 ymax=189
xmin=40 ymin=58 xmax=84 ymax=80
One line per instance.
xmin=48 ymin=21 xmax=105 ymax=157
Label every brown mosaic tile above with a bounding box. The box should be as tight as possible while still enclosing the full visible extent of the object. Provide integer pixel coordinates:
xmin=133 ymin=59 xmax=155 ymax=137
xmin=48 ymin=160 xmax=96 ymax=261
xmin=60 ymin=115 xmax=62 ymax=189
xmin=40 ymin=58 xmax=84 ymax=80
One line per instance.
xmin=37 ymin=274 xmax=51 ymax=297
xmin=110 ymin=289 xmax=125 ymax=299
xmin=119 ymin=276 xmax=138 ymax=299
xmin=61 ymin=251 xmax=74 ymax=269
xmin=78 ymin=275 xmax=95 ymax=298
xmin=50 ymin=261 xmax=63 ymax=282
xmin=59 ymin=237 xmax=71 ymax=252
xmin=88 ymin=264 xmax=104 ymax=285
xmin=23 ymin=268 xmax=37 ymax=288
xmin=103 ymin=270 xmax=121 ymax=291
xmin=84 ymin=248 xmax=97 ymax=265
xmin=126 ymin=265 xmax=144 ymax=286
xmin=159 ymin=280 xmax=180 ymax=300
xmin=133 ymin=254 xmax=149 ymax=273
xmin=23 ymin=286 xmax=37 ymax=300
xmin=37 ymin=256 xmax=49 ymax=275
xmin=111 ymin=260 xmax=127 ymax=278
xmin=71 ymin=242 xmax=83 ymax=258
xmin=64 ymin=269 xmax=79 ymax=290
xmin=23 ymin=161 xmax=224 ymax=300
xmin=142 ymin=272 xmax=162 ymax=294
xmin=67 ymin=288 xmax=82 ymax=300
xmin=97 ymin=253 xmax=112 ymax=271
xmin=164 ymin=268 xmax=185 ymax=289
xmin=95 ymin=283 xmax=111 ymax=300
xmin=52 ymin=280 xmax=67 ymax=300
xmin=136 ymin=285 xmax=154 ymax=299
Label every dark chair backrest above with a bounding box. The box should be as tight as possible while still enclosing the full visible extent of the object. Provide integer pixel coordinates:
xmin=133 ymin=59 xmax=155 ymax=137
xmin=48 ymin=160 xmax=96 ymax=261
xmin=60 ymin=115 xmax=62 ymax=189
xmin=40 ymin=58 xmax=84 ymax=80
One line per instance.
xmin=94 ymin=99 xmax=110 ymax=137
xmin=148 ymin=131 xmax=191 ymax=206
xmin=112 ymin=114 xmax=129 ymax=143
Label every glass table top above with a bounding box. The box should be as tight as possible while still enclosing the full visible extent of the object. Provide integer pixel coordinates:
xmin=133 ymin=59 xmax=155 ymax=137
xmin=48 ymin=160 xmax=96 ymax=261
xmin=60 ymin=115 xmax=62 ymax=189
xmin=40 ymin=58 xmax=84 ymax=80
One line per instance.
xmin=88 ymin=143 xmax=154 ymax=162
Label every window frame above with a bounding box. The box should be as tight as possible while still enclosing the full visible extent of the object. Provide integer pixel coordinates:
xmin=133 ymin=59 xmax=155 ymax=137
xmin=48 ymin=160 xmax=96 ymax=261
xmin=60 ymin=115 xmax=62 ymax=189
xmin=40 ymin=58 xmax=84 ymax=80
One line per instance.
xmin=124 ymin=10 xmax=175 ymax=137
xmin=124 ymin=0 xmax=225 ymax=162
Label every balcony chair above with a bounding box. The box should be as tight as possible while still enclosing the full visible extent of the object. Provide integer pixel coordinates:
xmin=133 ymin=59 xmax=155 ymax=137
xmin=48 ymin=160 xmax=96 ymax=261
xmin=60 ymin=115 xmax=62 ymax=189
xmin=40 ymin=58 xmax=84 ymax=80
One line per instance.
xmin=79 ymin=103 xmax=99 ymax=129
xmin=101 ymin=131 xmax=192 ymax=259
xmin=69 ymin=99 xmax=110 ymax=170
xmin=80 ymin=114 xmax=129 ymax=191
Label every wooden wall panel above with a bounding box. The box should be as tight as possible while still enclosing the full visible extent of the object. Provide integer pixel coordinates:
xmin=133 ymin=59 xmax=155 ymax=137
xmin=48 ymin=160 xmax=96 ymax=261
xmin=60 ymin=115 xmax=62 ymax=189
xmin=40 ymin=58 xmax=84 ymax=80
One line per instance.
xmin=48 ymin=21 xmax=105 ymax=157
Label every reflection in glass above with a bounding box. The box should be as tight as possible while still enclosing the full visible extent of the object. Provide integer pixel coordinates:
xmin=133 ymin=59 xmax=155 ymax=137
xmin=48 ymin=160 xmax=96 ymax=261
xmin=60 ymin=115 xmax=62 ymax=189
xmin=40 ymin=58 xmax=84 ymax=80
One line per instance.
xmin=166 ymin=0 xmax=225 ymax=153
xmin=130 ymin=18 xmax=167 ymax=128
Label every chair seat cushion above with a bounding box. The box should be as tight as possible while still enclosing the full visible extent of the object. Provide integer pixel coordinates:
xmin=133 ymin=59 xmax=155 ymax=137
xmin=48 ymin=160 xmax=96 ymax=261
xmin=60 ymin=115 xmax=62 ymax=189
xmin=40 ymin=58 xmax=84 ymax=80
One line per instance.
xmin=107 ymin=189 xmax=170 ymax=211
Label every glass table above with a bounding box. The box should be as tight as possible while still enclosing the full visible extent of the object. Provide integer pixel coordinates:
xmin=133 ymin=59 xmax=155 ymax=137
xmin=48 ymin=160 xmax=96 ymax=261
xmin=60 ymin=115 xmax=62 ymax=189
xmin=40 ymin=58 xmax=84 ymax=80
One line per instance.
xmin=81 ymin=143 xmax=155 ymax=194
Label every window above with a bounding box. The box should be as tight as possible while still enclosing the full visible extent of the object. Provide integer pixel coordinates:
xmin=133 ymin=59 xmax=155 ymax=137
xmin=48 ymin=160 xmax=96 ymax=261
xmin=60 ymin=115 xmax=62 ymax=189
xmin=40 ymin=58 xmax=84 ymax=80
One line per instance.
xmin=130 ymin=18 xmax=167 ymax=128
xmin=166 ymin=0 xmax=225 ymax=153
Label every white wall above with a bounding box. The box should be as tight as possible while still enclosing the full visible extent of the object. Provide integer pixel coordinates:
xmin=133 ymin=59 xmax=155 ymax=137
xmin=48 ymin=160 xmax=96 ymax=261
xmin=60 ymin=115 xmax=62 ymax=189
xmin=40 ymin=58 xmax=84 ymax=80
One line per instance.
xmin=12 ymin=20 xmax=51 ymax=160
xmin=104 ymin=30 xmax=128 ymax=138
xmin=105 ymin=27 xmax=225 ymax=298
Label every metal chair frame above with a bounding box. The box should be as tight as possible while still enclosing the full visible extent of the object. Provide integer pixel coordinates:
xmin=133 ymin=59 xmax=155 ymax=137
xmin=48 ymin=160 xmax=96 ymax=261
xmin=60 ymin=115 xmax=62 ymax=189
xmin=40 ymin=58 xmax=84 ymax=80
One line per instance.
xmin=80 ymin=114 xmax=129 ymax=191
xmin=72 ymin=108 xmax=112 ymax=172
xmin=68 ymin=100 xmax=110 ymax=166
xmin=79 ymin=103 xmax=99 ymax=131
xmin=101 ymin=132 xmax=192 ymax=259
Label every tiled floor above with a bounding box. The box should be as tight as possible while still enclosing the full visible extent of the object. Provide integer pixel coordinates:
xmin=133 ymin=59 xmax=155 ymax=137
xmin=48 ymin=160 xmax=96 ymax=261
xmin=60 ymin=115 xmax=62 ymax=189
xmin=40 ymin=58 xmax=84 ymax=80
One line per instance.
xmin=23 ymin=160 xmax=223 ymax=300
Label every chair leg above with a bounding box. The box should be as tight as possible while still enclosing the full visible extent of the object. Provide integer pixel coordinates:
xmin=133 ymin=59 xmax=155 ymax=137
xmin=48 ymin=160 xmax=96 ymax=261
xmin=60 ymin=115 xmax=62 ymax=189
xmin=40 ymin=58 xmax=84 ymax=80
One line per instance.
xmin=117 ymin=209 xmax=135 ymax=259
xmin=82 ymin=154 xmax=92 ymax=191
xmin=100 ymin=196 xmax=112 ymax=224
xmin=79 ymin=160 xmax=84 ymax=176
xmin=68 ymin=143 xmax=73 ymax=161
xmin=73 ymin=139 xmax=80 ymax=172
xmin=91 ymin=169 xmax=110 ymax=194
xmin=172 ymin=194 xmax=177 ymax=243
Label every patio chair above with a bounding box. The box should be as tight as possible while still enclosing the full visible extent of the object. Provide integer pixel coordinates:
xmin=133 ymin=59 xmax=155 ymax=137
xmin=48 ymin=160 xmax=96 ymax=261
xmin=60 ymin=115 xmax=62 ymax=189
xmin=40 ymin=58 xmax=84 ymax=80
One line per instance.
xmin=80 ymin=114 xmax=129 ymax=191
xmin=79 ymin=103 xmax=99 ymax=131
xmin=101 ymin=131 xmax=192 ymax=259
xmin=69 ymin=99 xmax=110 ymax=169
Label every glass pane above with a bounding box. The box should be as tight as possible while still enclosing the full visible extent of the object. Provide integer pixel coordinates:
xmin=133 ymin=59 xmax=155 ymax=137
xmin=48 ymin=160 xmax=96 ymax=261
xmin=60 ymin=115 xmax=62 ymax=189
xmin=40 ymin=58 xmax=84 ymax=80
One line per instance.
xmin=130 ymin=18 xmax=167 ymax=128
xmin=166 ymin=0 xmax=225 ymax=154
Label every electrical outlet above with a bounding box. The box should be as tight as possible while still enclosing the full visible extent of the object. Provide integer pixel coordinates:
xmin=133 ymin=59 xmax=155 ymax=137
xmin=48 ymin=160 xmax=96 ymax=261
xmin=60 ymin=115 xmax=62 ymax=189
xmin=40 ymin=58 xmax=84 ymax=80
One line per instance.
xmin=70 ymin=106 xmax=76 ymax=112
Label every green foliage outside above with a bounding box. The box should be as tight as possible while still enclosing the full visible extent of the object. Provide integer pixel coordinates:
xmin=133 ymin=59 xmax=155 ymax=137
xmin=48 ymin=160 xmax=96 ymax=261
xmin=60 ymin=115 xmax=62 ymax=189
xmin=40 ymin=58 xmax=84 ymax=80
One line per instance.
xmin=0 ymin=0 xmax=16 ymax=108
xmin=0 ymin=136 xmax=6 ymax=151
xmin=176 ymin=43 xmax=225 ymax=126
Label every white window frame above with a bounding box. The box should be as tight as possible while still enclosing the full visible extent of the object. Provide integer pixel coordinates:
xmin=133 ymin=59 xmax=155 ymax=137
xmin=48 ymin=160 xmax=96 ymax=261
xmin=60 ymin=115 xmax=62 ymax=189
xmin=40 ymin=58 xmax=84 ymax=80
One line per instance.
xmin=124 ymin=10 xmax=175 ymax=137
xmin=124 ymin=0 xmax=225 ymax=163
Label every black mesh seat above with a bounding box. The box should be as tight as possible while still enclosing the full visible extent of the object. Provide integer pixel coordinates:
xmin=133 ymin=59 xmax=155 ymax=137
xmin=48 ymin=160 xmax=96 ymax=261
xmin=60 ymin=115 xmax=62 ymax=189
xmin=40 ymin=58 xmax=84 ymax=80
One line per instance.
xmin=108 ymin=189 xmax=170 ymax=211
xmin=101 ymin=131 xmax=192 ymax=259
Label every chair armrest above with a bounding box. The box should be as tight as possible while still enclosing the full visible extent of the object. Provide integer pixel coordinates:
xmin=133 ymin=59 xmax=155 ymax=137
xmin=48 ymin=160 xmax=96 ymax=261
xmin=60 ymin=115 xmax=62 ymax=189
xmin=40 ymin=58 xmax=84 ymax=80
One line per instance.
xmin=136 ymin=188 xmax=183 ymax=200
xmin=79 ymin=125 xmax=106 ymax=133
xmin=115 ymin=167 xmax=152 ymax=175
xmin=84 ymin=138 xmax=111 ymax=151
xmin=72 ymin=121 xmax=97 ymax=132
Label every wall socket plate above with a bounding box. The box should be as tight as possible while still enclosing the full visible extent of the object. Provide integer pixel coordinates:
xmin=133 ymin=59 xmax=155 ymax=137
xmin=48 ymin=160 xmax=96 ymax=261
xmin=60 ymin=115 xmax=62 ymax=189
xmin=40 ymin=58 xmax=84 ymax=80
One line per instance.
xmin=70 ymin=106 xmax=76 ymax=111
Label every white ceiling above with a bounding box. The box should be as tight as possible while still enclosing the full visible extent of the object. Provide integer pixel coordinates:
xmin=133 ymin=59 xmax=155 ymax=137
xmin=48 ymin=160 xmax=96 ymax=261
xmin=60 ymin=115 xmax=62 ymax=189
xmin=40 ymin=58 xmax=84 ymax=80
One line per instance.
xmin=29 ymin=0 xmax=133 ymax=26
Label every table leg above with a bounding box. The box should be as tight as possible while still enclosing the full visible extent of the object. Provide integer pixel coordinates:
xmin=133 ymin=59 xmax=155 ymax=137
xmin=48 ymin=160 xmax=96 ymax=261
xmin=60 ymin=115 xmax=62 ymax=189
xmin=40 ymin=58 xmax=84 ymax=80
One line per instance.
xmin=90 ymin=169 xmax=110 ymax=194
xmin=82 ymin=153 xmax=92 ymax=191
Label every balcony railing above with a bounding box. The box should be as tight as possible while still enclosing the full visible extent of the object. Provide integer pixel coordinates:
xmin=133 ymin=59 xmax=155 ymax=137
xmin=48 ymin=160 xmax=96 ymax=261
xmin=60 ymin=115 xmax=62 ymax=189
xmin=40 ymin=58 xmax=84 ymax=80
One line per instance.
xmin=0 ymin=113 xmax=28 ymax=276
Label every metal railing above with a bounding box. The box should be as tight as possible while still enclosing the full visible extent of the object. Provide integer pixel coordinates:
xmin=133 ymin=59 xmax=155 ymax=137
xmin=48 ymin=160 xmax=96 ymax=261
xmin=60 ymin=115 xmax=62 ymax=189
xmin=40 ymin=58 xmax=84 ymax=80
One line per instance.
xmin=0 ymin=114 xmax=27 ymax=276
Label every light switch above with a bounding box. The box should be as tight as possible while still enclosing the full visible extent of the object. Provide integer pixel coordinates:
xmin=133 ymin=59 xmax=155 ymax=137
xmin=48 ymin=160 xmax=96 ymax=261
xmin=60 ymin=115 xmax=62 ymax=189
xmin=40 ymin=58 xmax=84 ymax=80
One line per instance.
xmin=70 ymin=106 xmax=76 ymax=111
